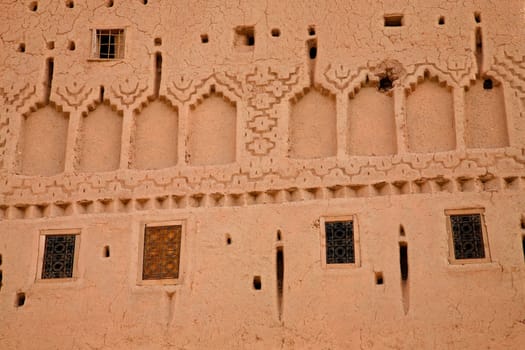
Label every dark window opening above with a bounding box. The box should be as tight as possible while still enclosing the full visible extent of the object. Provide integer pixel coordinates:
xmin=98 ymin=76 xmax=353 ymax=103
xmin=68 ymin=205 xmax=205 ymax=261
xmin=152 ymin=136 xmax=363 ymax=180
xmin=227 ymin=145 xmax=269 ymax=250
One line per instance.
xmin=200 ymin=34 xmax=209 ymax=43
xmin=99 ymin=86 xmax=105 ymax=103
xmin=68 ymin=40 xmax=75 ymax=51
xmin=271 ymin=28 xmax=281 ymax=37
xmin=483 ymin=79 xmax=493 ymax=90
xmin=375 ymin=272 xmax=384 ymax=285
xmin=103 ymin=246 xmax=110 ymax=258
xmin=154 ymin=53 xmax=162 ymax=98
xmin=325 ymin=220 xmax=355 ymax=264
xmin=379 ymin=76 xmax=393 ymax=91
xmin=277 ymin=230 xmax=282 ymax=241
xmin=308 ymin=25 xmax=316 ymax=36
xmin=474 ymin=12 xmax=481 ymax=23
xmin=96 ymin=29 xmax=124 ymax=59
xmin=253 ymin=276 xmax=261 ymax=290
xmin=42 ymin=234 xmax=75 ymax=279
xmin=154 ymin=37 xmax=162 ymax=46
xmin=226 ymin=235 xmax=232 ymax=245
xmin=66 ymin=1 xmax=74 ymax=8
xmin=438 ymin=16 xmax=445 ymax=25
xmin=16 ymin=292 xmax=25 ymax=307
xmin=18 ymin=43 xmax=26 ymax=53
xmin=29 ymin=1 xmax=38 ymax=11
xmin=45 ymin=58 xmax=54 ymax=105
xmin=384 ymin=15 xmax=403 ymax=27
xmin=307 ymin=38 xmax=317 ymax=59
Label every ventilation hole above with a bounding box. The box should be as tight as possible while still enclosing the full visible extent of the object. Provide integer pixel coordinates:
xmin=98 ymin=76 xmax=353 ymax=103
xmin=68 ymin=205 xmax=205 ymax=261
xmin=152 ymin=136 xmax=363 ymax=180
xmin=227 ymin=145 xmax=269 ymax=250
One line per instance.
xmin=375 ymin=272 xmax=384 ymax=285
xmin=0 ymin=270 xmax=2 ymax=290
xmin=154 ymin=37 xmax=162 ymax=46
xmin=253 ymin=276 xmax=261 ymax=290
xmin=16 ymin=292 xmax=25 ymax=307
xmin=143 ymin=0 xmax=148 ymax=4
xmin=308 ymin=25 xmax=316 ymax=36
xmin=276 ymin=247 xmax=284 ymax=319
xmin=0 ymin=254 xmax=2 ymax=265
xmin=45 ymin=58 xmax=54 ymax=104
xmin=29 ymin=1 xmax=38 ymax=11
xmin=400 ymin=243 xmax=408 ymax=281
xmin=99 ymin=85 xmax=105 ymax=103
xmin=103 ymin=246 xmax=110 ymax=258
xmin=522 ymin=236 xmax=525 ymax=262
xmin=154 ymin=52 xmax=162 ymax=98
xmin=399 ymin=225 xmax=405 ymax=236
xmin=200 ymin=34 xmax=209 ymax=43
xmin=271 ymin=28 xmax=280 ymax=37
xmin=226 ymin=234 xmax=232 ymax=245
xmin=379 ymin=77 xmax=393 ymax=91
xmin=234 ymin=26 xmax=255 ymax=47
xmin=47 ymin=41 xmax=55 ymax=50
xmin=483 ymin=78 xmax=493 ymax=90
xmin=65 ymin=0 xmax=74 ymax=8
xmin=384 ymin=14 xmax=403 ymax=27
xmin=277 ymin=230 xmax=282 ymax=241
xmin=438 ymin=16 xmax=445 ymax=25
xmin=307 ymin=38 xmax=317 ymax=59
xmin=474 ymin=12 xmax=481 ymax=23
xmin=18 ymin=43 xmax=26 ymax=53
xmin=68 ymin=40 xmax=75 ymax=51
xmin=521 ymin=216 xmax=525 ymax=229
xmin=106 ymin=0 xmax=114 ymax=7
xmin=475 ymin=27 xmax=483 ymax=73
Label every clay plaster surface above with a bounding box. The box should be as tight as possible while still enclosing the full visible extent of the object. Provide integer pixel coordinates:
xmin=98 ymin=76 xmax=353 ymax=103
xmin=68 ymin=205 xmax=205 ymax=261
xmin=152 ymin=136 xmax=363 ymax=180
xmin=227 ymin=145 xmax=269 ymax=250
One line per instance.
xmin=0 ymin=0 xmax=525 ymax=349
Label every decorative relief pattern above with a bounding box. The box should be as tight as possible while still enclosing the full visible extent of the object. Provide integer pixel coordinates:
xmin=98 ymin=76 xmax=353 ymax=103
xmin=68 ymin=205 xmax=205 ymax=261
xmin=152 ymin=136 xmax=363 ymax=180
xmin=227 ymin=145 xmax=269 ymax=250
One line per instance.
xmin=244 ymin=66 xmax=301 ymax=156
xmin=42 ymin=234 xmax=76 ymax=279
xmin=450 ymin=214 xmax=485 ymax=260
xmin=325 ymin=220 xmax=355 ymax=264
xmin=110 ymin=77 xmax=148 ymax=111
xmin=142 ymin=225 xmax=182 ymax=280
xmin=54 ymin=82 xmax=95 ymax=114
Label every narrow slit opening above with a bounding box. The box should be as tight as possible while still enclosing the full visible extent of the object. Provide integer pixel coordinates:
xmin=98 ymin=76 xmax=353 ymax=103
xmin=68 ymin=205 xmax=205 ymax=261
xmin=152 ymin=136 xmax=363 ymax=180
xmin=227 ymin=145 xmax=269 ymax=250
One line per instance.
xmin=277 ymin=230 xmax=282 ymax=241
xmin=99 ymin=86 xmax=105 ymax=103
xmin=438 ymin=16 xmax=445 ymax=25
xmin=475 ymin=27 xmax=483 ymax=73
xmin=276 ymin=247 xmax=284 ymax=319
xmin=45 ymin=58 xmax=54 ymax=104
xmin=103 ymin=245 xmax=110 ymax=258
xmin=154 ymin=52 xmax=162 ymax=98
xmin=0 ymin=270 xmax=3 ymax=290
xmin=474 ymin=12 xmax=481 ymax=23
xmin=307 ymin=38 xmax=317 ymax=59
xmin=522 ymin=236 xmax=525 ymax=262
xmin=399 ymin=224 xmax=405 ymax=237
xmin=521 ymin=216 xmax=525 ymax=229
xmin=400 ymin=243 xmax=408 ymax=281
xmin=226 ymin=234 xmax=232 ymax=245
xmin=16 ymin=292 xmax=25 ymax=307
xmin=0 ymin=254 xmax=2 ymax=265
xmin=253 ymin=276 xmax=261 ymax=290
xmin=375 ymin=272 xmax=384 ymax=285
xmin=68 ymin=40 xmax=75 ymax=51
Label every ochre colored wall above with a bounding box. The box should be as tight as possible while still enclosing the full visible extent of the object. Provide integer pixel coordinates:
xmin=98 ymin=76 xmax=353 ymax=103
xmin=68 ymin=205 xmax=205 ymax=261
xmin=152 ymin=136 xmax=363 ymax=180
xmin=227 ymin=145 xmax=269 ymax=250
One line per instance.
xmin=1 ymin=1 xmax=525 ymax=349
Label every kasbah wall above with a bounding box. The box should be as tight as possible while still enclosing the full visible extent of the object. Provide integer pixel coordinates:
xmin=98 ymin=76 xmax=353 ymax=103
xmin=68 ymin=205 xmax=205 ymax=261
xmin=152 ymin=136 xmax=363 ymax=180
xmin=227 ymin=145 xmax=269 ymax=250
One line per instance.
xmin=1 ymin=0 xmax=525 ymax=349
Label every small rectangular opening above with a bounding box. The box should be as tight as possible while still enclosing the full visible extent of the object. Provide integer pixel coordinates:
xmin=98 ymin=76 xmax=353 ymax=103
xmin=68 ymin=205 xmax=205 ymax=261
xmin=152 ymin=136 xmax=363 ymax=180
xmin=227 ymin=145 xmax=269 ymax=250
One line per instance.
xmin=234 ymin=26 xmax=255 ymax=48
xmin=154 ymin=53 xmax=162 ymax=98
xmin=103 ymin=245 xmax=110 ymax=258
xmin=384 ymin=14 xmax=403 ymax=27
xmin=45 ymin=58 xmax=54 ymax=104
xmin=522 ymin=236 xmax=525 ymax=262
xmin=16 ymin=292 xmax=25 ymax=307
xmin=253 ymin=275 xmax=261 ymax=290
xmin=375 ymin=272 xmax=384 ymax=285
xmin=399 ymin=243 xmax=408 ymax=281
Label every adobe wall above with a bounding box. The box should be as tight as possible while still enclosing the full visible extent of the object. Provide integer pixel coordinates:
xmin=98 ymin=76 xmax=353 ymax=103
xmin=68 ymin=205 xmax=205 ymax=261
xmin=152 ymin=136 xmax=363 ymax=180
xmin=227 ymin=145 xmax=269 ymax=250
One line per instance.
xmin=1 ymin=1 xmax=525 ymax=349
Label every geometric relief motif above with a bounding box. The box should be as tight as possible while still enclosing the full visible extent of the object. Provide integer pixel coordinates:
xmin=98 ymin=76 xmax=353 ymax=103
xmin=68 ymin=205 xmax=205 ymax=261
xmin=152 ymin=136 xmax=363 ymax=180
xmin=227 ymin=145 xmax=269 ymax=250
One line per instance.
xmin=142 ymin=225 xmax=182 ymax=280
xmin=42 ymin=235 xmax=76 ymax=279
xmin=450 ymin=214 xmax=485 ymax=259
xmin=325 ymin=221 xmax=355 ymax=264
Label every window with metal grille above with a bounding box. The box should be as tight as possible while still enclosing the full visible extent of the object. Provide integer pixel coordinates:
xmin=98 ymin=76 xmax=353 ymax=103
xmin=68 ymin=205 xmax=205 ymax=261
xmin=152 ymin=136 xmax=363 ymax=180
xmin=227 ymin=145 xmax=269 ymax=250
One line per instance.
xmin=321 ymin=216 xmax=360 ymax=267
xmin=142 ymin=225 xmax=182 ymax=280
xmin=92 ymin=29 xmax=125 ymax=59
xmin=38 ymin=230 xmax=80 ymax=280
xmin=446 ymin=209 xmax=490 ymax=263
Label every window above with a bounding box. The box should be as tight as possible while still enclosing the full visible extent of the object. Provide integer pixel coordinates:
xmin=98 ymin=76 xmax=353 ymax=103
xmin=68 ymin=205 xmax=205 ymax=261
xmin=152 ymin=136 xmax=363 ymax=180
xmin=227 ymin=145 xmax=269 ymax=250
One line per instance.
xmin=37 ymin=229 xmax=80 ymax=280
xmin=92 ymin=29 xmax=125 ymax=59
xmin=139 ymin=221 xmax=184 ymax=284
xmin=446 ymin=209 xmax=490 ymax=264
xmin=320 ymin=216 xmax=360 ymax=268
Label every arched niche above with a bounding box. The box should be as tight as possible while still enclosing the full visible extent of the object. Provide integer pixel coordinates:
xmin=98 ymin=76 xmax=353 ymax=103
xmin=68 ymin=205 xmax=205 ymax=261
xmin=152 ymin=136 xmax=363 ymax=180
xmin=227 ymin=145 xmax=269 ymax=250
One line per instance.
xmin=348 ymin=86 xmax=396 ymax=156
xmin=464 ymin=78 xmax=508 ymax=148
xmin=406 ymin=79 xmax=455 ymax=152
xmin=289 ymin=88 xmax=336 ymax=159
xmin=20 ymin=105 xmax=69 ymax=176
xmin=79 ymin=104 xmax=122 ymax=172
xmin=188 ymin=92 xmax=236 ymax=165
xmin=133 ymin=100 xmax=178 ymax=169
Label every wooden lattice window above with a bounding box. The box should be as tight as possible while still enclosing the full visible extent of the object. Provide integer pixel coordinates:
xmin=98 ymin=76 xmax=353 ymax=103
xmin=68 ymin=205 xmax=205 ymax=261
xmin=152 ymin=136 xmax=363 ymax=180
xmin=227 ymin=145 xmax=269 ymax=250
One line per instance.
xmin=92 ymin=29 xmax=125 ymax=59
xmin=37 ymin=229 xmax=80 ymax=280
xmin=142 ymin=224 xmax=182 ymax=280
xmin=446 ymin=209 xmax=491 ymax=264
xmin=320 ymin=215 xmax=361 ymax=268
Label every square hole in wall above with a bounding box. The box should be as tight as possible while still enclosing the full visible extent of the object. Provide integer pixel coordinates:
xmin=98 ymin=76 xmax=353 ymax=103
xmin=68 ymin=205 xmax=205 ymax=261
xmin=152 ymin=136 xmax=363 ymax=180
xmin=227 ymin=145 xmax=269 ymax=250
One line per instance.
xmin=37 ymin=229 xmax=80 ymax=280
xmin=384 ymin=14 xmax=404 ymax=27
xmin=139 ymin=221 xmax=184 ymax=284
xmin=234 ymin=26 xmax=255 ymax=50
xmin=320 ymin=215 xmax=360 ymax=268
xmin=92 ymin=29 xmax=125 ymax=59
xmin=446 ymin=209 xmax=491 ymax=264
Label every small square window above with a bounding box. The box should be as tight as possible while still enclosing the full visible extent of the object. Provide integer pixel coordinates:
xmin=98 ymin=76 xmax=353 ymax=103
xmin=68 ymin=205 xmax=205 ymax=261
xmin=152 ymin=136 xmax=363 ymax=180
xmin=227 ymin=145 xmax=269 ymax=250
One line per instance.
xmin=320 ymin=216 xmax=360 ymax=268
xmin=92 ymin=29 xmax=125 ymax=59
xmin=446 ymin=209 xmax=491 ymax=264
xmin=139 ymin=221 xmax=184 ymax=284
xmin=37 ymin=229 xmax=80 ymax=280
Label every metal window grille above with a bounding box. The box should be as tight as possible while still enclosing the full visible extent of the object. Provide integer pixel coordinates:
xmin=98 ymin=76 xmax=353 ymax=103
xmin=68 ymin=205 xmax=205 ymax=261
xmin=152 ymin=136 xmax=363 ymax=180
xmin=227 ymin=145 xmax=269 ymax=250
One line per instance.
xmin=142 ymin=225 xmax=182 ymax=280
xmin=325 ymin=220 xmax=355 ymax=264
xmin=42 ymin=234 xmax=76 ymax=279
xmin=94 ymin=29 xmax=125 ymax=59
xmin=450 ymin=214 xmax=485 ymax=259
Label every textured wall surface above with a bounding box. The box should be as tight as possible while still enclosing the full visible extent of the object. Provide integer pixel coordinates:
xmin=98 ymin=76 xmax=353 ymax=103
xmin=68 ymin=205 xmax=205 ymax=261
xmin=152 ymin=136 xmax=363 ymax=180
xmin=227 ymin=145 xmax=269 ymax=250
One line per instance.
xmin=1 ymin=1 xmax=525 ymax=349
